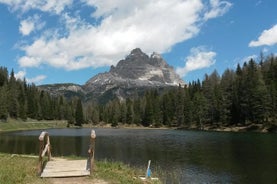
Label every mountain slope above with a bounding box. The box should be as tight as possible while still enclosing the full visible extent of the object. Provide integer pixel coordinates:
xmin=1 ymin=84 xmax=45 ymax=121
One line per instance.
xmin=39 ymin=48 xmax=185 ymax=103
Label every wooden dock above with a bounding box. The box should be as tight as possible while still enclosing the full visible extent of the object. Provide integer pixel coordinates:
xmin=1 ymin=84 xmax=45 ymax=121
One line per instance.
xmin=38 ymin=130 xmax=96 ymax=178
xmin=41 ymin=158 xmax=90 ymax=178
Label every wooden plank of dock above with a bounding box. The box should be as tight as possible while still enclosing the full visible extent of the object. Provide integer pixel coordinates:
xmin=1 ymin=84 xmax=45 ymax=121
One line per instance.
xmin=41 ymin=159 xmax=90 ymax=178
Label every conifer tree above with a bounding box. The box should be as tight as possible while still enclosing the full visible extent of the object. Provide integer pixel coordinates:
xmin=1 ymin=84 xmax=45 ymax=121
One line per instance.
xmin=120 ymin=102 xmax=127 ymax=123
xmin=0 ymin=67 xmax=8 ymax=87
xmin=183 ymin=87 xmax=193 ymax=126
xmin=18 ymin=83 xmax=27 ymax=121
xmin=75 ymin=98 xmax=84 ymax=126
xmin=133 ymin=99 xmax=142 ymax=125
xmin=220 ymin=69 xmax=235 ymax=125
xmin=8 ymin=69 xmax=19 ymax=119
xmin=126 ymin=98 xmax=134 ymax=124
xmin=176 ymin=84 xmax=184 ymax=126
xmin=0 ymin=84 xmax=8 ymax=120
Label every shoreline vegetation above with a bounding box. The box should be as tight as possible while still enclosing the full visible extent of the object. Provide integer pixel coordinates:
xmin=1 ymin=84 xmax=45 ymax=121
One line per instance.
xmin=0 ymin=119 xmax=275 ymax=183
xmin=0 ymin=153 xmax=160 ymax=184
xmin=1 ymin=119 xmax=276 ymax=133
xmin=0 ymin=120 xmax=161 ymax=184
xmin=92 ymin=121 xmax=277 ymax=133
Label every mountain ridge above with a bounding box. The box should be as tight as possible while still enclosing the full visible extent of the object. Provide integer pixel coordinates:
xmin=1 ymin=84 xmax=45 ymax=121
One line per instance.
xmin=39 ymin=48 xmax=185 ymax=103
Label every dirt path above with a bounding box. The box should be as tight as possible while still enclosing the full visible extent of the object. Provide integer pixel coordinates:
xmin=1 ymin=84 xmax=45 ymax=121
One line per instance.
xmin=47 ymin=177 xmax=109 ymax=184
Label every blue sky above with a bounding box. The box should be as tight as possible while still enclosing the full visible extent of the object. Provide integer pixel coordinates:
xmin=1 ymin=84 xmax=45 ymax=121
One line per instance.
xmin=0 ymin=0 xmax=276 ymax=85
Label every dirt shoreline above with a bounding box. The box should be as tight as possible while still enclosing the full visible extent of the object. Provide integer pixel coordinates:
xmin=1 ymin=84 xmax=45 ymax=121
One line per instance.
xmin=47 ymin=177 xmax=108 ymax=184
xmin=176 ymin=123 xmax=277 ymax=133
xmin=88 ymin=122 xmax=277 ymax=133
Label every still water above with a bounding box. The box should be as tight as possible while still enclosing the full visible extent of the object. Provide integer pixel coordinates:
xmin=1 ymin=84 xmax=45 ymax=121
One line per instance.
xmin=0 ymin=128 xmax=276 ymax=183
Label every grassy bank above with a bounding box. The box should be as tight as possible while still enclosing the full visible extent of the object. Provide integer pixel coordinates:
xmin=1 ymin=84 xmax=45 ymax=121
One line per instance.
xmin=0 ymin=119 xmax=67 ymax=132
xmin=0 ymin=120 xmax=161 ymax=183
xmin=0 ymin=153 xmax=160 ymax=184
xmin=0 ymin=153 xmax=46 ymax=184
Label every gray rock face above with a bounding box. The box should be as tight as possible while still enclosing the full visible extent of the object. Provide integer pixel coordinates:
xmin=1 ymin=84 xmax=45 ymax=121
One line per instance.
xmin=83 ymin=48 xmax=185 ymax=94
xmin=40 ymin=48 xmax=185 ymax=103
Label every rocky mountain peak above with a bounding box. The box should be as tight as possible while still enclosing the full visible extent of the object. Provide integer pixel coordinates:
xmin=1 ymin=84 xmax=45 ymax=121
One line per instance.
xmin=40 ymin=48 xmax=185 ymax=104
xmin=130 ymin=48 xmax=144 ymax=55
xmin=85 ymin=48 xmax=185 ymax=92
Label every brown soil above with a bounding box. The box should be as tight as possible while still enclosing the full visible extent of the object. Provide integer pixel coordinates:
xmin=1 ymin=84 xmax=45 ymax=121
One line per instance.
xmin=47 ymin=177 xmax=109 ymax=184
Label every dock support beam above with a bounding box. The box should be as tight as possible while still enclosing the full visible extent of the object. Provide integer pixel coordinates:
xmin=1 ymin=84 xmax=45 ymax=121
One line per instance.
xmin=88 ymin=129 xmax=96 ymax=175
xmin=38 ymin=131 xmax=51 ymax=175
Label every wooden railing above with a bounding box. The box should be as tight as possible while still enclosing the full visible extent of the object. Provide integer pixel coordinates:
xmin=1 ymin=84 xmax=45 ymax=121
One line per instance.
xmin=37 ymin=129 xmax=96 ymax=176
xmin=87 ymin=129 xmax=96 ymax=175
xmin=37 ymin=131 xmax=51 ymax=175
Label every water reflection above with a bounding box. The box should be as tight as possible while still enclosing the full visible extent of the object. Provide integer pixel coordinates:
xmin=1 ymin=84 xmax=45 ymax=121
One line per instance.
xmin=0 ymin=128 xmax=276 ymax=183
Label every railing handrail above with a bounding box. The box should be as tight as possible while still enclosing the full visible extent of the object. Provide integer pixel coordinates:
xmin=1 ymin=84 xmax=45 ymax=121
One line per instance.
xmin=37 ymin=129 xmax=96 ymax=176
xmin=87 ymin=129 xmax=96 ymax=175
xmin=37 ymin=131 xmax=51 ymax=175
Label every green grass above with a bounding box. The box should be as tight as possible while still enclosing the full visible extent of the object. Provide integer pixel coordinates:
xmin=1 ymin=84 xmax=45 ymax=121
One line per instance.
xmin=0 ymin=153 xmax=47 ymax=184
xmin=0 ymin=121 xmax=161 ymax=184
xmin=0 ymin=119 xmax=67 ymax=132
xmin=0 ymin=153 xmax=161 ymax=184
xmin=92 ymin=160 xmax=161 ymax=184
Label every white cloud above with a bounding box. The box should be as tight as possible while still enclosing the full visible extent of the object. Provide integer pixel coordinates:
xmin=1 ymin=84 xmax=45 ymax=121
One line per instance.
xmin=14 ymin=70 xmax=46 ymax=84
xmin=19 ymin=15 xmax=45 ymax=36
xmin=249 ymin=24 xmax=277 ymax=47
xmin=0 ymin=0 xmax=72 ymax=14
xmin=17 ymin=0 xmax=231 ymax=71
xmin=15 ymin=70 xmax=26 ymax=80
xmin=27 ymin=75 xmax=47 ymax=84
xmin=19 ymin=19 xmax=34 ymax=36
xmin=176 ymin=47 xmax=216 ymax=78
xmin=233 ymin=54 xmax=258 ymax=67
xmin=204 ymin=0 xmax=232 ymax=20
xmin=242 ymin=55 xmax=258 ymax=62
xmin=19 ymin=56 xmax=41 ymax=68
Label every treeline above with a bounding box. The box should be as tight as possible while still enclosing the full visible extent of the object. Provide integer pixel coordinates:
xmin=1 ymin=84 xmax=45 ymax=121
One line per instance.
xmin=1 ymin=54 xmax=276 ymax=129
xmin=0 ymin=67 xmax=84 ymax=126
xmin=86 ymin=55 xmax=276 ymax=128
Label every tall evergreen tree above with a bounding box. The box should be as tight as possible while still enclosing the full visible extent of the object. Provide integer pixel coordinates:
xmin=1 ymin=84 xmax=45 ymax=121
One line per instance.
xmin=8 ymin=69 xmax=19 ymax=119
xmin=0 ymin=67 xmax=8 ymax=87
xmin=246 ymin=59 xmax=270 ymax=123
xmin=192 ymin=92 xmax=207 ymax=128
xmin=176 ymin=84 xmax=184 ymax=126
xmin=202 ymin=70 xmax=221 ymax=124
xmin=126 ymin=98 xmax=134 ymax=124
xmin=75 ymin=98 xmax=84 ymax=126
xmin=0 ymin=84 xmax=8 ymax=120
xmin=183 ymin=87 xmax=193 ymax=127
xmin=220 ymin=69 xmax=235 ymax=125
xmin=18 ymin=82 xmax=27 ymax=121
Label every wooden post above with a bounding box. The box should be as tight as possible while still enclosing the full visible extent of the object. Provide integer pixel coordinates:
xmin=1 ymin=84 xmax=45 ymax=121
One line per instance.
xmin=38 ymin=131 xmax=51 ymax=175
xmin=88 ymin=129 xmax=96 ymax=175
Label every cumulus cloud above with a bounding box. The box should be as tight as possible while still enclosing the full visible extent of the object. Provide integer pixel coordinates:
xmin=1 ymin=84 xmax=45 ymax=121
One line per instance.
xmin=242 ymin=55 xmax=258 ymax=62
xmin=14 ymin=70 xmax=46 ymax=84
xmin=15 ymin=0 xmax=231 ymax=70
xmin=176 ymin=47 xmax=216 ymax=78
xmin=204 ymin=0 xmax=232 ymax=20
xmin=15 ymin=70 xmax=26 ymax=80
xmin=249 ymin=24 xmax=277 ymax=47
xmin=0 ymin=0 xmax=72 ymax=14
xmin=19 ymin=19 xmax=34 ymax=36
xmin=19 ymin=15 xmax=45 ymax=36
xmin=27 ymin=75 xmax=47 ymax=84
xmin=233 ymin=54 xmax=258 ymax=67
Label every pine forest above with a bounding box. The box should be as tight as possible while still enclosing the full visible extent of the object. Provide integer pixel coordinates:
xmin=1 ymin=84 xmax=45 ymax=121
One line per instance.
xmin=0 ymin=54 xmax=276 ymax=131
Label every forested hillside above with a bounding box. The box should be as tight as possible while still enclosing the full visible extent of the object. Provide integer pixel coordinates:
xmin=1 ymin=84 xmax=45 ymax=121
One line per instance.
xmin=0 ymin=68 xmax=83 ymax=126
xmin=88 ymin=55 xmax=276 ymax=130
xmin=1 ymin=54 xmax=276 ymax=131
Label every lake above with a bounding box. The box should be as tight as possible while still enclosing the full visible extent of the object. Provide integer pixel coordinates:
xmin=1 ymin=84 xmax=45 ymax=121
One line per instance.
xmin=0 ymin=128 xmax=276 ymax=183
